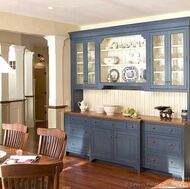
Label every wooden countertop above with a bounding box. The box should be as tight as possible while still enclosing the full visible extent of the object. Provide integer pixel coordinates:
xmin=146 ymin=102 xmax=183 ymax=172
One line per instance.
xmin=65 ymin=111 xmax=190 ymax=126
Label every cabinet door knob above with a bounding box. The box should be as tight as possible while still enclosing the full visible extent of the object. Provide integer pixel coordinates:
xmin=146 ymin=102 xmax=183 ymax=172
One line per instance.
xmin=112 ymin=123 xmax=115 ymax=126
xmin=130 ymin=125 xmax=134 ymax=128
xmin=84 ymin=131 xmax=88 ymax=134
xmin=152 ymin=158 xmax=156 ymax=161
xmin=168 ymin=129 xmax=173 ymax=132
xmin=152 ymin=140 xmax=156 ymax=143
xmin=152 ymin=127 xmax=156 ymax=130
xmin=169 ymin=161 xmax=174 ymax=164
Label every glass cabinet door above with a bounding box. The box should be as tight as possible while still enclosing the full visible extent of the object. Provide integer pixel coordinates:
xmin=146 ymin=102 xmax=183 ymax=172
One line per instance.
xmin=170 ymin=32 xmax=184 ymax=86
xmin=87 ymin=42 xmax=95 ymax=85
xmin=75 ymin=41 xmax=96 ymax=86
xmin=152 ymin=35 xmax=165 ymax=86
xmin=151 ymin=31 xmax=186 ymax=90
xmin=76 ymin=43 xmax=84 ymax=84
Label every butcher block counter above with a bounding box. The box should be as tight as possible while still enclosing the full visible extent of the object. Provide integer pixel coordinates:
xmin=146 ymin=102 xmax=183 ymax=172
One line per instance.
xmin=64 ymin=111 xmax=190 ymax=125
xmin=64 ymin=111 xmax=190 ymax=180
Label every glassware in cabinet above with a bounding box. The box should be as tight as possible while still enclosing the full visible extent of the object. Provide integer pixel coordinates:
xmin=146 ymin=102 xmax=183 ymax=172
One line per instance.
xmin=152 ymin=35 xmax=165 ymax=86
xmin=76 ymin=43 xmax=84 ymax=84
xmin=151 ymin=30 xmax=186 ymax=90
xmin=87 ymin=42 xmax=95 ymax=85
xmin=170 ymin=33 xmax=184 ymax=86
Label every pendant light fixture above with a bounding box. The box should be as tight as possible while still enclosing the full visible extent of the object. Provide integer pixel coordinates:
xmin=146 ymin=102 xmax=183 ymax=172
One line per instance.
xmin=0 ymin=55 xmax=15 ymax=73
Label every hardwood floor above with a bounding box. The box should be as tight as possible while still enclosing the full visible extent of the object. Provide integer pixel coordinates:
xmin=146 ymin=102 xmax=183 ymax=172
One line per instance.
xmin=28 ymin=121 xmax=190 ymax=189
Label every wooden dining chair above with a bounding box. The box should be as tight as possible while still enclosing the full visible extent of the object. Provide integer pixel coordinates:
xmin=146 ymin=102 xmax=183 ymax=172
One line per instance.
xmin=37 ymin=128 xmax=67 ymax=161
xmin=2 ymin=123 xmax=29 ymax=150
xmin=0 ymin=161 xmax=63 ymax=189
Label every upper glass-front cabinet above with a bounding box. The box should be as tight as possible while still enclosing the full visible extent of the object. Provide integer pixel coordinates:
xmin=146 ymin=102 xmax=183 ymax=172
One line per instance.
xmin=75 ymin=41 xmax=96 ymax=88
xmin=151 ymin=30 xmax=187 ymax=90
xmin=100 ymin=34 xmax=146 ymax=84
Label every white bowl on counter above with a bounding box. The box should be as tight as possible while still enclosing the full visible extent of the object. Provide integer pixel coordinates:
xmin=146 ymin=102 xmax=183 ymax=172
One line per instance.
xmin=103 ymin=105 xmax=118 ymax=115
xmin=93 ymin=106 xmax=104 ymax=114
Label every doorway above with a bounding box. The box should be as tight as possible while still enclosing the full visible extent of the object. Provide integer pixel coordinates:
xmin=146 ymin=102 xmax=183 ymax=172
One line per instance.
xmin=34 ymin=67 xmax=46 ymax=121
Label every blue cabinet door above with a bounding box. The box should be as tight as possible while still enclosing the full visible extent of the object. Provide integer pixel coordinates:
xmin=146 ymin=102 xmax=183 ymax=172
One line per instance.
xmin=113 ymin=130 xmax=137 ymax=165
xmin=91 ymin=128 xmax=112 ymax=161
xmin=71 ymin=39 xmax=98 ymax=89
xmin=149 ymin=29 xmax=187 ymax=91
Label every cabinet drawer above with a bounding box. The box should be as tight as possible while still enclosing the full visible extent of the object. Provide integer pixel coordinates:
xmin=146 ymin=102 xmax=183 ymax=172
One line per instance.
xmin=69 ymin=125 xmax=89 ymax=138
xmin=144 ymin=151 xmax=182 ymax=173
xmin=145 ymin=134 xmax=182 ymax=154
xmin=90 ymin=118 xmax=101 ymax=127
xmin=67 ymin=137 xmax=89 ymax=155
xmin=102 ymin=120 xmax=126 ymax=129
xmin=126 ymin=122 xmax=138 ymax=131
xmin=69 ymin=115 xmax=89 ymax=125
xmin=145 ymin=123 xmax=182 ymax=136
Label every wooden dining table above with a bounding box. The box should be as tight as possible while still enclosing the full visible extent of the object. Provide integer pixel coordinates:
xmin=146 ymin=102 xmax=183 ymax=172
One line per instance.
xmin=0 ymin=145 xmax=62 ymax=165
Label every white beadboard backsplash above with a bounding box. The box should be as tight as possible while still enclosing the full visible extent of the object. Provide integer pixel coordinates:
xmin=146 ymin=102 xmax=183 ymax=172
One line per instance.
xmin=84 ymin=90 xmax=187 ymax=118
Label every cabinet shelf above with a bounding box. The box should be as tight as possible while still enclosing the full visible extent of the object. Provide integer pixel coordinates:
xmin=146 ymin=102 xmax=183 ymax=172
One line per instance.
xmin=101 ymin=47 xmax=145 ymax=52
xmin=153 ymin=45 xmax=164 ymax=49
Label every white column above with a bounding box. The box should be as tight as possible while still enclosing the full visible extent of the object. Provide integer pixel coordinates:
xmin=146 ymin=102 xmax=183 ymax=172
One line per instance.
xmin=9 ymin=45 xmax=26 ymax=124
xmin=45 ymin=35 xmax=67 ymax=129
xmin=9 ymin=45 xmax=25 ymax=100
xmin=0 ymin=43 xmax=10 ymax=143
xmin=24 ymin=50 xmax=35 ymax=127
xmin=0 ymin=43 xmax=10 ymax=102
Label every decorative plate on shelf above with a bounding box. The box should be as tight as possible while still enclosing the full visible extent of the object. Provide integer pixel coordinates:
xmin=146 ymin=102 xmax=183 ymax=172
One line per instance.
xmin=109 ymin=69 xmax=119 ymax=82
xmin=122 ymin=66 xmax=138 ymax=83
xmin=140 ymin=69 xmax=146 ymax=80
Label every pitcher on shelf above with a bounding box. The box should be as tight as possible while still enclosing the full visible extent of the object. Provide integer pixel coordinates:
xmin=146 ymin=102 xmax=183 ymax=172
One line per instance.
xmin=78 ymin=100 xmax=88 ymax=111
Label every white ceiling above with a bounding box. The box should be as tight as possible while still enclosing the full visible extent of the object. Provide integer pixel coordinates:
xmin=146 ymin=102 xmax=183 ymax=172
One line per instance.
xmin=1 ymin=0 xmax=190 ymax=26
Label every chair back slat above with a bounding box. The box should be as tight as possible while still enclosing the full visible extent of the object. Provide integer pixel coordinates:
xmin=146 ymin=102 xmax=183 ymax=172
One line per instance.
xmin=2 ymin=123 xmax=29 ymax=150
xmin=37 ymin=128 xmax=67 ymax=160
xmin=0 ymin=162 xmax=63 ymax=189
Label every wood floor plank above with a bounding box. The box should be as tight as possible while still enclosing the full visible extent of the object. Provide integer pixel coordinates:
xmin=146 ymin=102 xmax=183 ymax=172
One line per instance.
xmin=27 ymin=121 xmax=190 ymax=189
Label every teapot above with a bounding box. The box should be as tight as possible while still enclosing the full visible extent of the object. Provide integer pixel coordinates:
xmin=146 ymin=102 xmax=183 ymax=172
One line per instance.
xmin=106 ymin=73 xmax=113 ymax=82
xmin=78 ymin=100 xmax=88 ymax=111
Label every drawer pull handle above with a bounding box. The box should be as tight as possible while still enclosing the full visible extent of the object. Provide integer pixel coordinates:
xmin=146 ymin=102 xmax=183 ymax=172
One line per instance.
xmin=94 ymin=121 xmax=97 ymax=124
xmin=72 ymin=143 xmax=75 ymax=146
xmin=169 ymin=143 xmax=174 ymax=146
xmin=152 ymin=127 xmax=156 ymax=130
xmin=71 ymin=118 xmax=74 ymax=120
xmin=130 ymin=125 xmax=134 ymax=128
xmin=112 ymin=123 xmax=115 ymax=126
xmin=169 ymin=161 xmax=174 ymax=164
xmin=72 ymin=129 xmax=75 ymax=132
xmin=84 ymin=131 xmax=88 ymax=134
xmin=84 ymin=146 xmax=87 ymax=149
xmin=168 ymin=129 xmax=173 ymax=132
xmin=152 ymin=158 xmax=156 ymax=161
xmin=84 ymin=119 xmax=87 ymax=122
xmin=152 ymin=140 xmax=156 ymax=143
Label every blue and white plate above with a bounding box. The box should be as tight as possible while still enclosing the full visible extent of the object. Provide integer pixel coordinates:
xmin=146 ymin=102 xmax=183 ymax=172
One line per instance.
xmin=122 ymin=66 xmax=138 ymax=83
